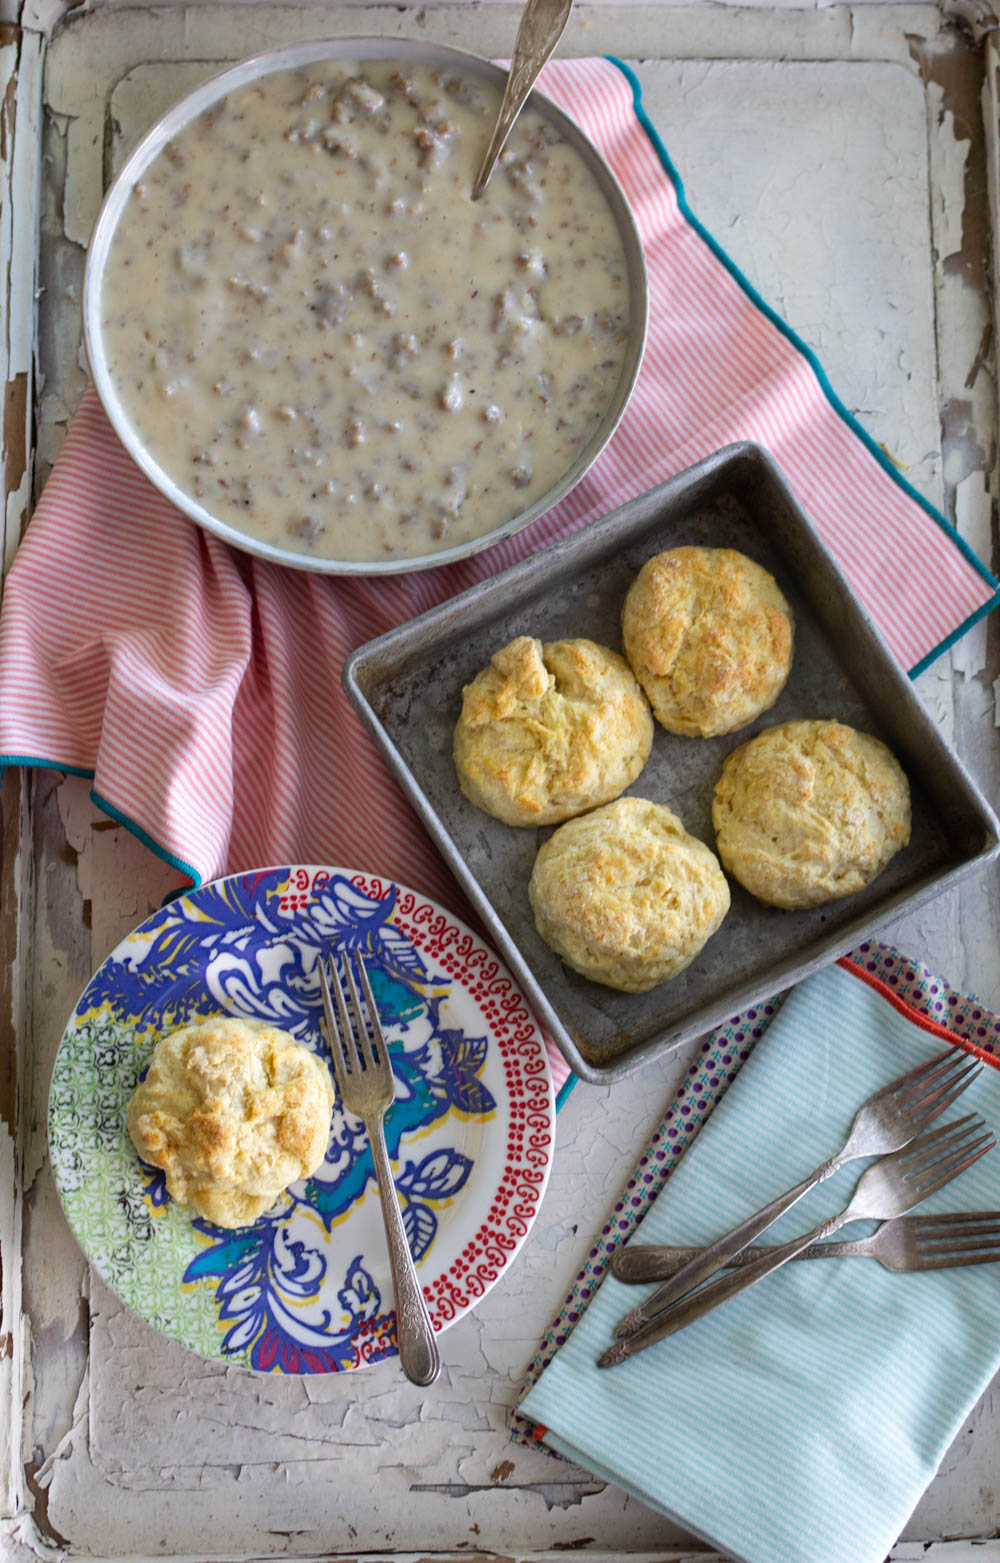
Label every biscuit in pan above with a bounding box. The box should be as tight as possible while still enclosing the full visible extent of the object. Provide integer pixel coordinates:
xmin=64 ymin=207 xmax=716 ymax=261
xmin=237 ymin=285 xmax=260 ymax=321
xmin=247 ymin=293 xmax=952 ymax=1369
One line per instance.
xmin=712 ymin=718 xmax=911 ymax=909
xmin=622 ymin=545 xmax=793 ymax=738
xmin=454 ymin=634 xmax=653 ymax=827
xmin=528 ymin=795 xmax=730 ymax=992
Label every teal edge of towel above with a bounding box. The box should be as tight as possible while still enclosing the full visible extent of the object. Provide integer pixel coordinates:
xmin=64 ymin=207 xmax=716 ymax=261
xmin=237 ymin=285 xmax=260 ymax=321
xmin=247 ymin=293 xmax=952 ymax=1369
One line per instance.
xmin=605 ymin=53 xmax=1000 ymax=679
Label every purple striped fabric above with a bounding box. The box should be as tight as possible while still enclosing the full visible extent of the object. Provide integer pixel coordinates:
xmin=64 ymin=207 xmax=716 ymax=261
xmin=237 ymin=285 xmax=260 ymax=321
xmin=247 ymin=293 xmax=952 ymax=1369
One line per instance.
xmin=1 ymin=57 xmax=996 ymax=1096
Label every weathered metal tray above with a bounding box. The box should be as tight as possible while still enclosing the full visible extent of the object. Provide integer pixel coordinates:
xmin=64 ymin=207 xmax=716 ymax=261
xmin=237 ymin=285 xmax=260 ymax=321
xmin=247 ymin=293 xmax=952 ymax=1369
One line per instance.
xmin=343 ymin=443 xmax=1000 ymax=1082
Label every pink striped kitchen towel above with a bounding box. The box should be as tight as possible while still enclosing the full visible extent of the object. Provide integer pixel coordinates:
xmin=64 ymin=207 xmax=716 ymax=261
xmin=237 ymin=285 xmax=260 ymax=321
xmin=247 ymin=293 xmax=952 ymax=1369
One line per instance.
xmin=2 ymin=57 xmax=997 ymax=1099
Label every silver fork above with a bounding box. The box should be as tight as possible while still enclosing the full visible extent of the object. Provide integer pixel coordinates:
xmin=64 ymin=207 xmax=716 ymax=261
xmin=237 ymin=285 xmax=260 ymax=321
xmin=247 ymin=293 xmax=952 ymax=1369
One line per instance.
xmin=613 ymin=1044 xmax=982 ymax=1337
xmin=318 ymin=951 xmax=441 ymax=1387
xmin=599 ymin=1113 xmax=996 ymax=1367
xmin=610 ymin=1211 xmax=1000 ymax=1281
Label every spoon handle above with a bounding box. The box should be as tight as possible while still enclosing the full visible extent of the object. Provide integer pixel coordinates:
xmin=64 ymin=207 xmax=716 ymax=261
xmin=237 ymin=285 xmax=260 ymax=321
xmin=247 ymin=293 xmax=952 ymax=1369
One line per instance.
xmin=471 ymin=0 xmax=575 ymax=199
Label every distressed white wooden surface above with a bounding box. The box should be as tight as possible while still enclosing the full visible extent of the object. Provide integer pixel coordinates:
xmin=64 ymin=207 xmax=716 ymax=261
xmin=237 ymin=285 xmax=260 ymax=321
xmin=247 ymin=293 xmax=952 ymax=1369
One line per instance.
xmin=7 ymin=2 xmax=1000 ymax=1559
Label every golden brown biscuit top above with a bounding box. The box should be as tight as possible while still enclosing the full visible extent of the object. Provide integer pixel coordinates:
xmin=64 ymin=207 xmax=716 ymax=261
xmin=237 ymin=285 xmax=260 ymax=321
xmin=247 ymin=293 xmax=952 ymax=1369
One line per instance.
xmin=127 ymin=1016 xmax=335 ymax=1228
xmin=712 ymin=718 xmax=911 ymax=909
xmin=454 ymin=635 xmax=653 ymax=826
xmin=622 ymin=546 xmax=794 ymax=737
xmin=528 ymin=796 xmax=730 ymax=991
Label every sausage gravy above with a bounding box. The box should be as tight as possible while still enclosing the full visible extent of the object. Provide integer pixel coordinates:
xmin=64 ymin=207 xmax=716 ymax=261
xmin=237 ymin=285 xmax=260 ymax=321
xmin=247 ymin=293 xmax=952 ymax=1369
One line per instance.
xmin=99 ymin=60 xmax=633 ymax=563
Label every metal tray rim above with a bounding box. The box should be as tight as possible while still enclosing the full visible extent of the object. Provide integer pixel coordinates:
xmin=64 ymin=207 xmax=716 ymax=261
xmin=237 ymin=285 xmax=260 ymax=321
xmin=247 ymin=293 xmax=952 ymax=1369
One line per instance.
xmin=344 ymin=443 xmax=1000 ymax=1082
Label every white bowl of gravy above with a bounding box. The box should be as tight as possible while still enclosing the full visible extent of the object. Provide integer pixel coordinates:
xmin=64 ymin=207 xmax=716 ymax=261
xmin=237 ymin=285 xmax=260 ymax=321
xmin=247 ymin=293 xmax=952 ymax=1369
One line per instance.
xmin=84 ymin=38 xmax=648 ymax=574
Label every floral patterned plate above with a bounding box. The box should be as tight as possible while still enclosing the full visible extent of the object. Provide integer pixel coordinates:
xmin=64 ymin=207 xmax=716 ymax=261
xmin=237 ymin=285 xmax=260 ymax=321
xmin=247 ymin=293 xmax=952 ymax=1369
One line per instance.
xmin=48 ymin=865 xmax=555 ymax=1373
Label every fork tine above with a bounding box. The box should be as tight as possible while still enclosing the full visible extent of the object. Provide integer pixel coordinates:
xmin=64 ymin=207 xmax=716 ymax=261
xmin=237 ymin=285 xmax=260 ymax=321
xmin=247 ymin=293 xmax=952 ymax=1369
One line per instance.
xmin=915 ymin=1212 xmax=1000 ymax=1238
xmin=354 ymin=954 xmax=390 ymax=1070
xmin=897 ymin=1112 xmax=978 ymax=1160
xmin=915 ymin=1231 xmax=1000 ymax=1256
xmin=905 ymin=1210 xmax=1000 ymax=1266
xmin=897 ymin=1051 xmax=978 ymax=1105
xmin=339 ymin=952 xmax=368 ymax=1072
xmin=897 ymin=1118 xmax=990 ymax=1185
xmin=908 ymin=1139 xmax=995 ymax=1199
xmin=885 ymin=1046 xmax=968 ymax=1101
xmin=913 ymin=1249 xmax=1000 ymax=1270
xmin=901 ymin=1118 xmax=991 ymax=1173
xmin=330 ymin=953 xmax=364 ymax=1076
xmin=907 ymin=1060 xmax=983 ymax=1125
xmin=317 ymin=955 xmax=349 ymax=1089
xmin=900 ymin=1117 xmax=994 ymax=1180
xmin=918 ymin=1123 xmax=993 ymax=1162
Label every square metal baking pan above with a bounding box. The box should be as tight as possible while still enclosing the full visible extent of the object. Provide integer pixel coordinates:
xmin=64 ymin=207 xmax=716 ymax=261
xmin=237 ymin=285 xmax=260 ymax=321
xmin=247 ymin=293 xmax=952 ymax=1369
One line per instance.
xmin=343 ymin=444 xmax=1000 ymax=1083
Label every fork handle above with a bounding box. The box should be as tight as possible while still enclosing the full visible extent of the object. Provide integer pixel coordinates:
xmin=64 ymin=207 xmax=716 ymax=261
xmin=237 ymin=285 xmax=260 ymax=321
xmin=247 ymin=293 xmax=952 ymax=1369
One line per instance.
xmin=612 ymin=1151 xmax=847 ymax=1337
xmin=611 ymin=1235 xmax=875 ymax=1282
xmin=600 ymin=1210 xmax=845 ymax=1366
xmin=369 ymin=1119 xmax=441 ymax=1387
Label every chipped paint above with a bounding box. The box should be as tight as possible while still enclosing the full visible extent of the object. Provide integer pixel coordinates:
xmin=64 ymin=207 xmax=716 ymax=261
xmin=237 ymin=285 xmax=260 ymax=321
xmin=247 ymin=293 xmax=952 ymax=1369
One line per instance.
xmin=0 ymin=770 xmax=27 ymax=1522
xmin=19 ymin=0 xmax=84 ymax=37
xmin=0 ymin=24 xmax=41 ymax=598
xmin=2 ymin=369 xmax=28 ymax=501
xmin=932 ymin=95 xmax=974 ymax=267
xmin=0 ymin=1510 xmax=67 ymax=1561
xmin=943 ymin=0 xmax=1000 ymax=46
xmin=982 ymin=36 xmax=1000 ymax=508
xmin=951 ymin=471 xmax=992 ymax=677
xmin=10 ymin=5 xmax=1000 ymax=1560
xmin=4 ymin=461 xmax=29 ymax=573
xmin=922 ymin=70 xmax=996 ymax=477
xmin=0 ymin=1116 xmax=22 ymax=1517
xmin=0 ymin=34 xmax=26 ymax=592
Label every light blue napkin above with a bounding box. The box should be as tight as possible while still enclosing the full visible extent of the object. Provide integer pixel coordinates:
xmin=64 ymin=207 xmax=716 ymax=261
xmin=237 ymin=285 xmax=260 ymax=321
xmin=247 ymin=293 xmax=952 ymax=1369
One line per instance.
xmin=518 ymin=961 xmax=1000 ymax=1563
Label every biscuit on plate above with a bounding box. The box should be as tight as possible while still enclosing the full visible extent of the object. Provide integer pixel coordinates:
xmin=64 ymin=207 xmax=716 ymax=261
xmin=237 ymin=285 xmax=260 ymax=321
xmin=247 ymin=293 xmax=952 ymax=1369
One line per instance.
xmin=712 ymin=718 xmax=911 ymax=910
xmin=528 ymin=796 xmax=730 ymax=992
xmin=454 ymin=635 xmax=653 ymax=827
xmin=127 ymin=1016 xmax=334 ymax=1228
xmin=622 ymin=546 xmax=793 ymax=737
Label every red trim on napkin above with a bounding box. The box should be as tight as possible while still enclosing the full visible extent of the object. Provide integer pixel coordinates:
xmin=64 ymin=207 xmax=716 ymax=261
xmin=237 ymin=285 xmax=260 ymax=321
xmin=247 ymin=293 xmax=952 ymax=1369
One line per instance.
xmin=838 ymin=957 xmax=1000 ymax=1069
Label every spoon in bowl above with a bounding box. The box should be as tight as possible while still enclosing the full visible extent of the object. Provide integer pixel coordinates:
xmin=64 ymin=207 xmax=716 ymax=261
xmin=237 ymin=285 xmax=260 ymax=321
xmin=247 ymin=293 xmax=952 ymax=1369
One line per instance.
xmin=471 ymin=0 xmax=575 ymax=200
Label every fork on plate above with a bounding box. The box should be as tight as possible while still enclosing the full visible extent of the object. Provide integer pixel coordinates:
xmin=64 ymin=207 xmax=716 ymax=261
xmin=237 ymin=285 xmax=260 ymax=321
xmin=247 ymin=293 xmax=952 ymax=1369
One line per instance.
xmin=599 ymin=1112 xmax=996 ymax=1367
xmin=609 ymin=1210 xmax=1000 ymax=1281
xmin=318 ymin=950 xmax=441 ymax=1386
xmin=612 ymin=1043 xmax=984 ymax=1337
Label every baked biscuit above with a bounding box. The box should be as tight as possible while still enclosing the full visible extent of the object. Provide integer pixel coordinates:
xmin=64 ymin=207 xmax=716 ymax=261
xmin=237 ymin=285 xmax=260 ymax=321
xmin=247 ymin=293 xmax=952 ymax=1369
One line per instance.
xmin=622 ymin=546 xmax=794 ymax=737
xmin=127 ymin=1016 xmax=334 ymax=1228
xmin=454 ymin=635 xmax=653 ymax=827
xmin=528 ymin=796 xmax=730 ymax=992
xmin=712 ymin=718 xmax=911 ymax=910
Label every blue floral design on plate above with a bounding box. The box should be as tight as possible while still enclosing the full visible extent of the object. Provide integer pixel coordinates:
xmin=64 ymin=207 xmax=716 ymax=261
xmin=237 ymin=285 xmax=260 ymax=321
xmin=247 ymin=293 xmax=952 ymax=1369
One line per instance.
xmin=48 ymin=866 xmax=553 ymax=1374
